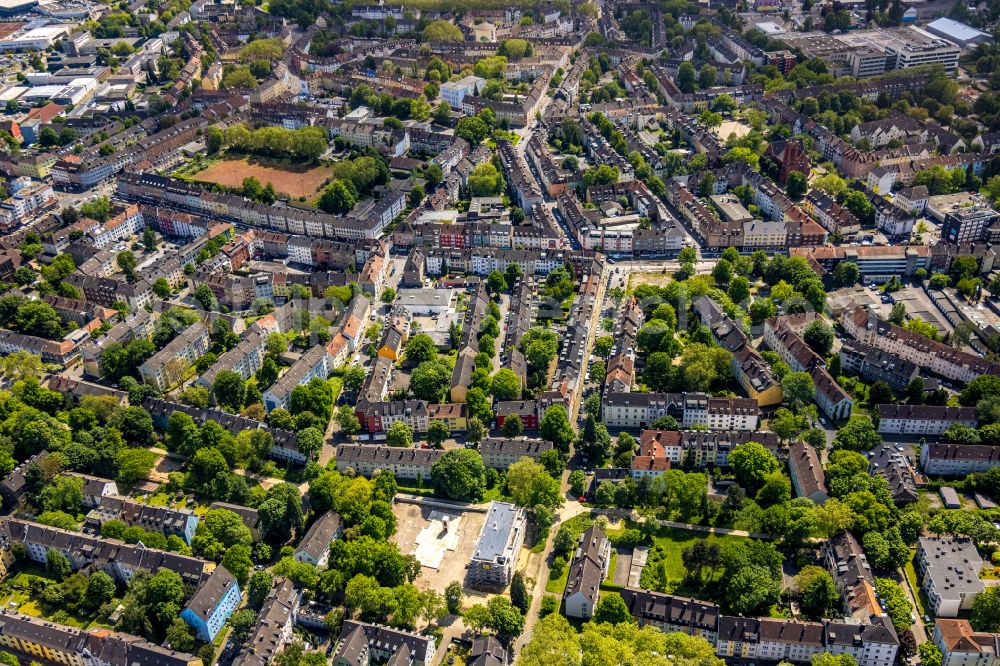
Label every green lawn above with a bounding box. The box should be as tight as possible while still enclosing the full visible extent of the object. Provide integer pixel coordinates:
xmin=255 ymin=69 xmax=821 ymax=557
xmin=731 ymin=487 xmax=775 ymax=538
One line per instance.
xmin=643 ymin=526 xmax=746 ymax=580
xmin=546 ymin=561 xmax=570 ymax=594
xmin=0 ymin=569 xmax=119 ymax=630
xmin=905 ymin=550 xmax=931 ymax=619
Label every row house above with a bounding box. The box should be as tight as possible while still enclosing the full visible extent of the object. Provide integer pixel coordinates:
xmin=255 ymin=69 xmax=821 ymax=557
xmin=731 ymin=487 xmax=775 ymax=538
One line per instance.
xmin=479 ymin=437 xmax=553 ymax=470
xmin=117 ymin=173 xmax=395 ymax=240
xmin=620 ymin=588 xmax=719 ymax=644
xmin=0 ymin=610 xmax=201 ymax=666
xmin=876 ymin=404 xmax=976 ymax=436
xmin=850 ymin=182 xmax=915 ymax=237
xmin=802 ymin=191 xmax=861 ymax=236
xmin=143 ymin=397 xmax=305 ymax=465
xmin=333 ymin=444 xmax=444 ymax=480
xmin=637 ymin=429 xmax=783 ymax=469
xmin=496 ymin=400 xmax=540 ymax=431
xmin=86 ymin=494 xmax=200 ymax=544
xmin=64 ymin=273 xmax=152 ymax=311
xmin=696 ymin=296 xmax=781 ymax=407
xmin=765 ymin=315 xmax=853 ymax=420
xmin=869 ymin=445 xmax=921 ymax=504
xmin=526 ymin=132 xmax=568 ymax=197
xmin=196 ymin=326 xmax=268 ymax=390
xmin=357 ymin=400 xmax=429 ymax=434
xmin=602 ymin=392 xmax=759 ymax=431
xmin=498 ymin=139 xmax=544 ymax=210
xmin=788 ymin=440 xmax=829 ymax=504
xmin=933 ymin=620 xmax=1000 ymax=666
xmin=842 ymin=305 xmax=1000 ymax=384
xmin=231 ymin=577 xmax=300 ymax=666
xmin=563 ymin=526 xmax=611 ymax=619
xmin=839 ymin=339 xmax=919 ymax=391
xmin=0 ymin=328 xmax=84 ymax=367
xmin=1 ymin=519 xmax=211 ymax=593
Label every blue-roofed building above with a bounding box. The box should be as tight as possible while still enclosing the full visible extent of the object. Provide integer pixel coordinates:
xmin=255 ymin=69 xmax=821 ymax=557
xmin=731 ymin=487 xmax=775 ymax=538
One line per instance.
xmin=468 ymin=502 xmax=526 ymax=590
xmin=925 ymin=18 xmax=992 ymax=48
xmin=180 ymin=566 xmax=242 ymax=642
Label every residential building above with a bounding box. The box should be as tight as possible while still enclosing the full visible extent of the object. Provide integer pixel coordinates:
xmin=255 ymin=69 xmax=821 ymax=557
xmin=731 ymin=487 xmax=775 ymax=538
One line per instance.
xmin=824 ymin=617 xmax=899 ymax=666
xmin=334 ymin=444 xmax=443 ymax=480
xmin=636 ymin=429 xmax=784 ymax=468
xmin=333 ymin=621 xmax=436 ymax=666
xmin=619 ymin=588 xmax=720 ymax=644
xmin=0 ymin=610 xmax=202 ymax=666
xmin=2 ymin=519 xmax=211 ymax=593
xmin=839 ymin=339 xmax=919 ymax=391
xmin=293 ymin=511 xmax=342 ymax=567
xmin=180 ymin=565 xmax=241 ymax=642
xmin=933 ymin=619 xmax=1000 ymax=666
xmin=602 ymin=392 xmax=759 ymax=431
xmin=842 ymin=305 xmax=1000 ymax=383
xmin=787 ymin=441 xmax=828 ymax=504
xmin=869 ymin=445 xmax=920 ymax=504
xmin=920 ymin=443 xmax=1000 ymax=476
xmin=65 ymin=473 xmax=119 ymax=509
xmin=86 ymin=495 xmax=200 ymax=544
xmin=138 ymin=321 xmax=210 ymax=391
xmin=916 ymin=537 xmax=985 ymax=617
xmin=563 ymin=526 xmax=611 ymax=619
xmin=876 ymin=404 xmax=977 ymax=436
xmin=263 ymin=345 xmax=329 ymax=412
xmin=208 ymin=502 xmax=262 ymax=539
xmin=232 ymin=577 xmax=300 ymax=666
xmin=441 ymin=75 xmax=485 ymax=109
xmin=468 ymin=502 xmax=526 ymax=590
xmin=479 ymin=438 xmax=553 ymax=470
xmin=825 ymin=531 xmax=874 ymax=596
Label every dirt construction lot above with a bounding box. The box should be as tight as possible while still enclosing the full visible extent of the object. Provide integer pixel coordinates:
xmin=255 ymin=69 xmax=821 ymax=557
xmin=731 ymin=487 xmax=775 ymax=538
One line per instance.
xmin=193 ymin=157 xmax=330 ymax=198
xmin=392 ymin=502 xmax=487 ymax=596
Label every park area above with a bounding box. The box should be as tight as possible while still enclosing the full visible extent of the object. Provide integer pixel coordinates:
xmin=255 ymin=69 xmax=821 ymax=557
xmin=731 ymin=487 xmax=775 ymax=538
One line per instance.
xmin=192 ymin=157 xmax=331 ymax=199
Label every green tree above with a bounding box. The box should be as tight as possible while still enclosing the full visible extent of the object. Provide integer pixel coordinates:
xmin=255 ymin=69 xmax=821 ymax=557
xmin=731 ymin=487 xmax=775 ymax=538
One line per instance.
xmin=405 ymin=333 xmax=437 ymax=366
xmin=786 ymin=171 xmax=808 ymax=199
xmin=920 ymin=643 xmax=943 ymax=666
xmin=540 ymin=405 xmax=575 ymax=453
xmin=212 ymin=370 xmax=246 ymax=411
xmin=803 ymin=320 xmax=834 ymax=356
xmin=46 ymin=548 xmax=71 ymax=581
xmin=83 ymin=571 xmax=116 ymax=610
xmin=971 ymin=586 xmax=1000 ymax=632
xmin=431 ymin=449 xmax=486 ymax=501
xmin=782 ymin=371 xmax=815 ymax=408
xmin=386 ymin=421 xmax=413 ymax=448
xmin=678 ymin=61 xmax=696 ymax=93
xmin=336 ymin=406 xmax=361 ymax=436
xmin=794 ymin=566 xmax=839 ymax=620
xmin=729 ymin=441 xmax=780 ymax=492
xmin=875 ymin=578 xmax=913 ymax=632
xmin=490 ymin=368 xmax=521 ymax=400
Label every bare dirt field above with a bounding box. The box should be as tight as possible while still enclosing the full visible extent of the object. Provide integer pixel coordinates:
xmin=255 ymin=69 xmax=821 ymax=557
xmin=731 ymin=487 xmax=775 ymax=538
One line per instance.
xmin=193 ymin=157 xmax=330 ymax=198
xmin=714 ymin=120 xmax=752 ymax=141
xmin=392 ymin=501 xmax=488 ymax=595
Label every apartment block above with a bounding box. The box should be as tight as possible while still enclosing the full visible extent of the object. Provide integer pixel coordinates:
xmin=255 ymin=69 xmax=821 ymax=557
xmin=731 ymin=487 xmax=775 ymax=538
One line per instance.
xmin=468 ymin=502 xmax=526 ymax=590
xmin=916 ymin=537 xmax=985 ymax=617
